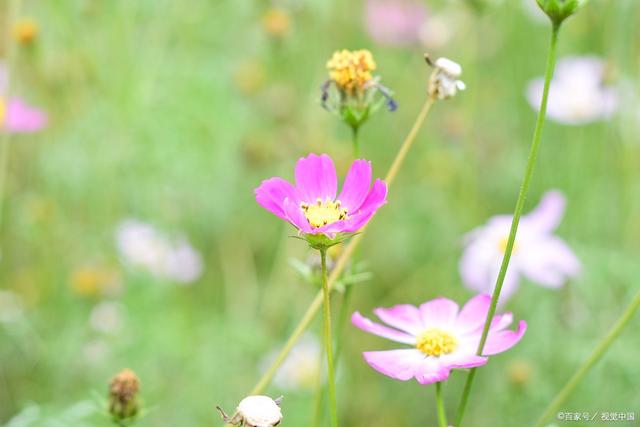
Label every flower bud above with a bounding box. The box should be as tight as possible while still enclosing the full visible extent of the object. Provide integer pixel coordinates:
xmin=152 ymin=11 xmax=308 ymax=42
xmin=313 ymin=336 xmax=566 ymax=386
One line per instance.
xmin=108 ymin=369 xmax=140 ymax=422
xmin=321 ymin=49 xmax=396 ymax=135
xmin=536 ymin=0 xmax=586 ymax=26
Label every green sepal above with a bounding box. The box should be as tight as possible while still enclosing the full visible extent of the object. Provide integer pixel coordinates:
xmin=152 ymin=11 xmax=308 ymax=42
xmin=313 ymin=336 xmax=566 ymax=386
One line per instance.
xmin=340 ymin=105 xmax=370 ymax=131
xmin=536 ymin=0 xmax=586 ymax=26
xmin=300 ymin=232 xmax=358 ymax=251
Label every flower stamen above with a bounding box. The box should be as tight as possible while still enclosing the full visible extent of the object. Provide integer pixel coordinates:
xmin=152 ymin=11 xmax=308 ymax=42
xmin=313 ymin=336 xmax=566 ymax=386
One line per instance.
xmin=416 ymin=328 xmax=458 ymax=357
xmin=300 ymin=198 xmax=348 ymax=228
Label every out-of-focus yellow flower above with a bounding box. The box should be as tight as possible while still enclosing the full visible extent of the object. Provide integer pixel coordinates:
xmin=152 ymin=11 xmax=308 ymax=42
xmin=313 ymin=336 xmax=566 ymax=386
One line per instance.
xmin=70 ymin=266 xmax=121 ymax=298
xmin=326 ymin=49 xmax=376 ymax=95
xmin=233 ymin=60 xmax=266 ymax=95
xmin=14 ymin=18 xmax=38 ymax=44
xmin=507 ymin=358 xmax=534 ymax=386
xmin=262 ymin=8 xmax=290 ymax=38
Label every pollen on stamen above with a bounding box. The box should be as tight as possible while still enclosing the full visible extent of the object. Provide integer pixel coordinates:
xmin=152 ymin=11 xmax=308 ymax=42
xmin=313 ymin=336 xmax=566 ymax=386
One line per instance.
xmin=300 ymin=198 xmax=349 ymax=229
xmin=416 ymin=328 xmax=458 ymax=357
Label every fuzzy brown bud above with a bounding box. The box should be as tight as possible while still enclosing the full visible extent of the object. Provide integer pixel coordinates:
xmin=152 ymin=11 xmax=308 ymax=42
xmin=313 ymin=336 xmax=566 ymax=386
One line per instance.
xmin=108 ymin=369 xmax=140 ymax=421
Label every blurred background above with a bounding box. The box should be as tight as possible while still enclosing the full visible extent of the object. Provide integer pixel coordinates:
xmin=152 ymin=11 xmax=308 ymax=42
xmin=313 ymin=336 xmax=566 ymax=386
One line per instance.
xmin=0 ymin=0 xmax=639 ymax=426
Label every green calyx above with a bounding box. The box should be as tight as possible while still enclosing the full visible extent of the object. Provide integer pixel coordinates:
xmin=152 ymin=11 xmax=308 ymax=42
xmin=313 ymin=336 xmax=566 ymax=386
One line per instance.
xmin=536 ymin=0 xmax=586 ymax=26
xmin=302 ymin=232 xmax=357 ymax=251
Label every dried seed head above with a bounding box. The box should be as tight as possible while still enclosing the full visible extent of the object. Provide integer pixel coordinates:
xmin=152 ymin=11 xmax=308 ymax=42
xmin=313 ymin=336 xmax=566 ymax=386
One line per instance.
xmin=108 ymin=369 xmax=140 ymax=421
xmin=425 ymin=54 xmax=466 ymax=100
xmin=218 ymin=395 xmax=283 ymax=427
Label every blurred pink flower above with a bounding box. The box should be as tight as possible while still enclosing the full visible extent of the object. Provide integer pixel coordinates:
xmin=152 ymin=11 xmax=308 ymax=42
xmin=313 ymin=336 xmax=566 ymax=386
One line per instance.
xmin=352 ymin=294 xmax=526 ymax=384
xmin=526 ymin=56 xmax=618 ymax=125
xmin=460 ymin=191 xmax=581 ymax=303
xmin=255 ymin=153 xmax=387 ymax=239
xmin=2 ymin=98 xmax=48 ymax=132
xmin=365 ymin=0 xmax=426 ymax=47
xmin=0 ymin=63 xmax=47 ymax=133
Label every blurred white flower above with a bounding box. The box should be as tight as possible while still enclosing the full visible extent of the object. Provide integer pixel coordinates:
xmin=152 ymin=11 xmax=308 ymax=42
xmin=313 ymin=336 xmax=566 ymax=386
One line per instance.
xmin=0 ymin=290 xmax=24 ymax=323
xmin=89 ymin=301 xmax=124 ymax=334
xmin=460 ymin=191 xmax=581 ymax=304
xmin=116 ymin=219 xmax=203 ymax=284
xmin=261 ymin=334 xmax=321 ymax=391
xmin=526 ymin=56 xmax=618 ymax=125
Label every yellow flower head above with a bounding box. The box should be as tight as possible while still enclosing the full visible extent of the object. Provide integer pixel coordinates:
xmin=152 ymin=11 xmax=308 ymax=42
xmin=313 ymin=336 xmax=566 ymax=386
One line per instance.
xmin=326 ymin=49 xmax=376 ymax=94
xmin=13 ymin=18 xmax=38 ymax=44
xmin=262 ymin=8 xmax=290 ymax=38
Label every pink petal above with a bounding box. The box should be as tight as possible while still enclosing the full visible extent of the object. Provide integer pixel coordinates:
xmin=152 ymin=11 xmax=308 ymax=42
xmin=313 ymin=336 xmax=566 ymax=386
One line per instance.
xmin=295 ymin=153 xmax=337 ymax=202
xmin=482 ymin=320 xmax=527 ymax=356
xmin=414 ymin=357 xmax=452 ymax=384
xmin=519 ymin=237 xmax=581 ymax=288
xmin=337 ymin=159 xmax=372 ymax=212
xmin=352 ymin=312 xmax=416 ymax=345
xmin=419 ymin=297 xmax=459 ymax=328
xmin=441 ymin=353 xmax=488 ymax=369
xmin=372 ymin=304 xmax=423 ymax=335
xmin=524 ymin=190 xmax=566 ymax=233
xmin=459 ymin=236 xmax=502 ymax=294
xmin=4 ymin=98 xmax=47 ymax=133
xmin=362 ymin=349 xmax=425 ymax=381
xmin=255 ymin=177 xmax=299 ymax=220
xmin=283 ymin=198 xmax=313 ymax=234
xmin=455 ymin=294 xmax=491 ymax=334
xmin=355 ymin=179 xmax=387 ymax=214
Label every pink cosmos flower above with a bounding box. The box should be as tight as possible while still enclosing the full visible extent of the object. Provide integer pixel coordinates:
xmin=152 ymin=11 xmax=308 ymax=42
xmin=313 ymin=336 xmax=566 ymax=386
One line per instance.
xmin=255 ymin=153 xmax=387 ymax=239
xmin=352 ymin=294 xmax=526 ymax=384
xmin=460 ymin=191 xmax=581 ymax=303
xmin=365 ymin=0 xmax=426 ymax=47
xmin=0 ymin=63 xmax=47 ymax=133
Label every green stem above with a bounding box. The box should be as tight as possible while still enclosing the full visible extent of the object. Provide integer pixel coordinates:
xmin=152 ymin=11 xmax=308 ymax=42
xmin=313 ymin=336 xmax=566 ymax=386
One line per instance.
xmin=455 ymin=22 xmax=561 ymax=427
xmin=351 ymin=126 xmax=360 ymax=158
xmin=334 ymin=284 xmax=353 ymax=363
xmin=310 ymin=343 xmax=325 ymax=427
xmin=533 ymin=290 xmax=640 ymax=427
xmin=435 ymin=382 xmax=448 ymax=427
xmin=320 ymin=248 xmax=339 ymax=427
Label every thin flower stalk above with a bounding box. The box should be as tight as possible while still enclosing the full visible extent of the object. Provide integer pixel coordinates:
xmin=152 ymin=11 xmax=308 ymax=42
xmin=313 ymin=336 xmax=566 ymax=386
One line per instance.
xmin=533 ymin=290 xmax=640 ymax=427
xmin=231 ymin=96 xmax=436 ymax=418
xmin=435 ymin=382 xmax=447 ymax=427
xmin=455 ymin=22 xmax=561 ymax=427
xmin=320 ymin=249 xmax=339 ymax=427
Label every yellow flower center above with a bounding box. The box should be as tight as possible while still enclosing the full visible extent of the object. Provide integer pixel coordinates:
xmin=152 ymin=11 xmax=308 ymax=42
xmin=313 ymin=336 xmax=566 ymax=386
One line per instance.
xmin=416 ymin=328 xmax=458 ymax=357
xmin=301 ymin=198 xmax=348 ymax=228
xmin=498 ymin=236 xmax=518 ymax=253
xmin=326 ymin=49 xmax=376 ymax=94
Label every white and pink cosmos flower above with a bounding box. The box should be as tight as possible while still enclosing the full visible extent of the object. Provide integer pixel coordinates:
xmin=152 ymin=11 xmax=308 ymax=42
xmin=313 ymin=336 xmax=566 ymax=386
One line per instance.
xmin=352 ymin=294 xmax=526 ymax=384
xmin=0 ymin=63 xmax=47 ymax=133
xmin=526 ymin=56 xmax=618 ymax=125
xmin=255 ymin=153 xmax=387 ymax=240
xmin=460 ymin=190 xmax=581 ymax=303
